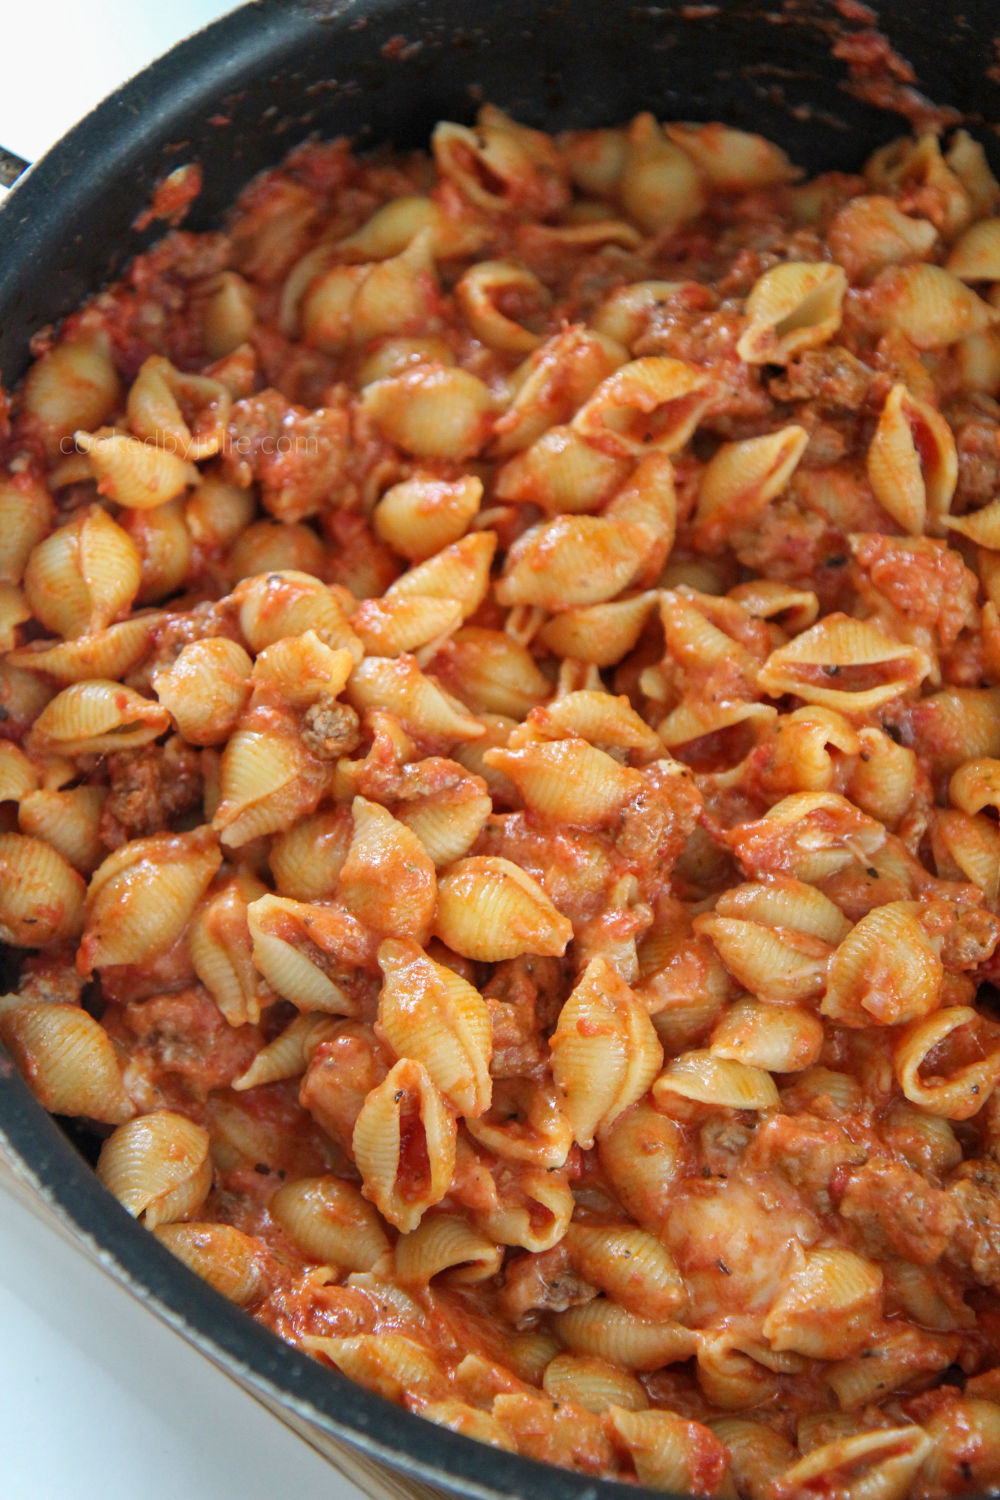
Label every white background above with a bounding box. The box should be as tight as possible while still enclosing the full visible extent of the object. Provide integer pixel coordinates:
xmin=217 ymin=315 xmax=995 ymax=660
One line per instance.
xmin=0 ymin=3 xmax=365 ymax=1496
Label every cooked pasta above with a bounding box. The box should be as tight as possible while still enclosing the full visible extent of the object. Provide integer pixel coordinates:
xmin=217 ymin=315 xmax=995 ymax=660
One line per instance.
xmin=6 ymin=107 xmax=1000 ymax=1498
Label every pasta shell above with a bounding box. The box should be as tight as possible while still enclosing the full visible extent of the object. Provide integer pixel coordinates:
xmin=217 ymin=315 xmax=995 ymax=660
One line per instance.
xmin=303 ymin=1332 xmax=446 ymax=1405
xmin=560 ymin=126 xmax=628 ymax=197
xmin=0 ymin=474 xmax=54 ymax=585
xmin=352 ymin=595 xmax=462 ymax=657
xmin=152 ymin=1223 xmax=270 ymax=1307
xmin=484 ymin=738 xmax=643 ymax=825
xmin=778 ymin=1426 xmax=932 ymax=1499
xmin=202 ymin=272 xmax=256 ymax=359
xmin=607 ymin=1409 xmax=727 ymax=1496
xmin=335 ymin=194 xmax=435 ymax=259
xmin=0 ymin=581 xmax=29 ymax=650
xmin=28 ymin=679 xmax=170 ymax=756
xmin=186 ymin=477 xmax=256 ymax=551
xmin=895 ymin=1006 xmax=1000 ymax=1119
xmin=619 ymin=114 xmax=706 ymax=234
xmin=80 ymin=826 xmax=221 ymax=971
xmin=124 ymin=497 xmax=194 ymax=605
xmin=377 ymin=938 xmax=492 ymax=1116
xmin=97 ymin=1111 xmax=212 ymax=1227
xmin=433 ymin=108 xmax=569 ymax=220
xmin=270 ymin=1175 xmax=391 ymax=1271
xmin=823 ymin=902 xmax=943 ymax=1028
xmin=537 ymin=591 xmax=657 ymax=666
xmin=728 ymin=580 xmax=819 ymax=633
xmin=21 ymin=335 xmax=121 ymax=455
xmin=476 ymin=1162 xmax=574 ymax=1253
xmin=866 ymin=262 xmax=998 ymax=348
xmin=269 ymin=807 xmax=353 ymax=901
xmin=827 ymin=195 xmax=938 ymax=283
xmin=950 ymin=755 xmax=1000 ymax=818
xmin=553 ymin=1300 xmax=695 ymax=1372
xmin=234 ymin=570 xmax=360 ymax=657
xmin=946 ymin=130 xmax=1000 ymax=219
xmin=232 ymin=1013 xmax=338 ymax=1091
xmin=918 ymin=1398 xmax=1000 ymax=1495
xmin=432 ymin=628 xmax=552 ymax=720
xmin=597 ymin=1103 xmax=687 ymax=1232
xmin=456 ymin=260 xmax=550 ymax=354
xmin=946 ymin=496 xmax=1000 ymax=547
xmin=464 ymin=1078 xmax=572 ymax=1168
xmin=694 ymin=425 xmax=809 ymax=551
xmin=0 ymin=742 xmax=39 ymax=803
xmin=710 ymin=1418 xmax=796 ymax=1495
xmin=542 ymin=1354 xmax=648 ymax=1415
xmin=911 ymin=687 xmax=1000 ymax=777
xmin=250 ymin=634 xmax=355 ymax=708
xmin=492 ymin=325 xmax=625 ymax=457
xmin=866 ymin=132 xmax=974 ymax=235
xmin=393 ymin=780 xmax=492 ymax=867
xmin=17 ymin=785 xmax=105 ymax=876
xmin=421 ymin=1400 xmax=515 ymax=1454
xmin=352 ymin=1057 xmax=457 ymax=1233
xmin=0 ymin=661 xmax=57 ymax=737
xmin=245 ymin=894 xmax=358 ymax=1015
xmin=127 ymin=355 xmax=232 ymax=462
xmin=709 ymin=998 xmax=824 ymax=1074
xmin=762 ymin=1245 xmax=883 ymax=1359
xmin=350 ymin=230 xmax=440 ymax=347
xmin=9 ymin=615 xmax=161 ymax=685
xmin=571 ymin=356 xmax=711 ymax=459
xmin=525 ymin=689 xmax=662 ymax=756
xmin=867 ymin=383 xmax=957 ymax=535
xmin=0 ymin=1003 xmax=133 ymax=1124
xmin=658 ymin=696 xmax=776 ymax=748
xmin=361 ymin=364 xmax=494 ymax=462
xmin=23 ymin=505 xmax=142 ymax=639
xmin=74 ymin=430 xmax=199 ymax=509
xmin=227 ymin=522 xmax=333 ymax=587
xmin=550 ymin=956 xmax=663 ymax=1148
xmin=758 ymin=613 xmax=932 ymax=713
xmin=947 ymin=217 xmax=1000 ymax=281
xmin=296 ymin=261 xmax=365 ymax=350
xmin=495 ymin=423 xmax=630 ymax=515
xmin=932 ymin=808 xmax=1000 ymax=904
xmin=384 ymin=531 xmax=497 ymax=620
xmin=737 ymin=261 xmax=846 ymax=365
xmin=153 ymin=636 xmax=253 ymax=744
xmin=694 ymin=913 xmax=834 ymax=1004
xmin=394 ymin=1213 xmax=502 ymax=1285
xmin=339 ymin=797 xmax=437 ymax=942
xmin=696 ymin=1334 xmax=782 ymax=1411
xmin=434 ymin=856 xmax=573 ymax=962
xmin=0 ymin=833 xmax=86 ymax=946
xmin=565 ymin=1222 xmax=685 ymax=1319
xmin=373 ymin=472 xmax=483 ymax=561
xmin=213 ymin=711 xmax=328 ymax=848
xmin=652 ymin=1051 xmax=780 ymax=1110
xmin=827 ymin=1326 xmax=960 ymax=1412
xmin=712 ymin=876 xmax=852 ymax=944
xmin=346 ymin=655 xmax=483 ymax=743
xmin=666 ymin=121 xmax=800 ymax=189
xmin=496 ymin=515 xmax=646 ymax=609
xmin=189 ymin=879 xmax=270 ymax=1027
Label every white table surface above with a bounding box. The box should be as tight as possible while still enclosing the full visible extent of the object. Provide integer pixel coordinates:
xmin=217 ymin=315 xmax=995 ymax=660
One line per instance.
xmin=0 ymin=4 xmax=366 ymax=1497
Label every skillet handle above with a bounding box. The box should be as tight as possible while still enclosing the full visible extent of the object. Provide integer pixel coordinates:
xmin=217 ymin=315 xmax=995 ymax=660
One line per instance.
xmin=0 ymin=147 xmax=31 ymax=200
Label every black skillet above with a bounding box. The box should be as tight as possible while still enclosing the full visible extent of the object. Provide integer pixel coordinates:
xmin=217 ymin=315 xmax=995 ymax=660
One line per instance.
xmin=1 ymin=2 xmax=999 ymax=1495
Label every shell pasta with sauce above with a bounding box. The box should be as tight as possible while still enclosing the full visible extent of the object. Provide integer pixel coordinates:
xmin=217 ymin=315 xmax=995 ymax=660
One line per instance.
xmin=6 ymin=107 xmax=1000 ymax=1496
